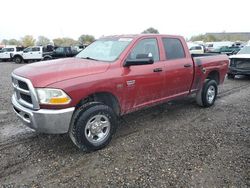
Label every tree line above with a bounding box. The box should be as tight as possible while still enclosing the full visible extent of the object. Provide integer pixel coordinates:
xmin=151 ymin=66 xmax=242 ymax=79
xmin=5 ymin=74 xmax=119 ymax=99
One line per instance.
xmin=189 ymin=34 xmax=249 ymax=42
xmin=1 ymin=27 xmax=160 ymax=47
xmin=1 ymin=35 xmax=95 ymax=47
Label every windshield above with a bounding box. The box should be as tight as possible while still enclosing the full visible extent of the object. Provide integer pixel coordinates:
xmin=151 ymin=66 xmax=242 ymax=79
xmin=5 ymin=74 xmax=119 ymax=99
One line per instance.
xmin=76 ymin=38 xmax=133 ymax=62
xmin=237 ymin=46 xmax=250 ymax=54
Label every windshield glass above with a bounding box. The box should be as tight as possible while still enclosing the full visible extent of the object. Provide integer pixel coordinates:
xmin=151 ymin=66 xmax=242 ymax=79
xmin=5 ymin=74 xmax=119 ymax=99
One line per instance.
xmin=76 ymin=38 xmax=133 ymax=62
xmin=237 ymin=46 xmax=250 ymax=54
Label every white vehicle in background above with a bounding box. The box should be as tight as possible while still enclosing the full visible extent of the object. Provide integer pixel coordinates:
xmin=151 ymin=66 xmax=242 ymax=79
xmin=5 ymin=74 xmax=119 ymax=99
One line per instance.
xmin=0 ymin=46 xmax=24 ymax=63
xmin=22 ymin=46 xmax=53 ymax=62
xmin=187 ymin=42 xmax=204 ymax=54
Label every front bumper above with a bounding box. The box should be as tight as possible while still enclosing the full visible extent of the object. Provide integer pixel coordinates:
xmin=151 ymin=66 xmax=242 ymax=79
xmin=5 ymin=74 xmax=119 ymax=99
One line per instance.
xmin=12 ymin=95 xmax=75 ymax=134
xmin=228 ymin=67 xmax=250 ymax=75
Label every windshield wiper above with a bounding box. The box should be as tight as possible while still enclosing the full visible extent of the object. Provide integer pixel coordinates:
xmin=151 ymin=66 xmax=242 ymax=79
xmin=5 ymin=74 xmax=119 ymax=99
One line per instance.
xmin=81 ymin=57 xmax=99 ymax=61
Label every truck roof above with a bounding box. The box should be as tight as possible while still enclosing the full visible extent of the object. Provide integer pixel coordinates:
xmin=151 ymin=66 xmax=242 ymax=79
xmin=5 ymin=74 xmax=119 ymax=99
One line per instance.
xmin=101 ymin=34 xmax=183 ymax=39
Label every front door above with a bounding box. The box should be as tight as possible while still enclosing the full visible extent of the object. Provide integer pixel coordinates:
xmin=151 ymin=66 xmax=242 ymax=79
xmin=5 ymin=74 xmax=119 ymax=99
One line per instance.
xmin=122 ymin=38 xmax=165 ymax=109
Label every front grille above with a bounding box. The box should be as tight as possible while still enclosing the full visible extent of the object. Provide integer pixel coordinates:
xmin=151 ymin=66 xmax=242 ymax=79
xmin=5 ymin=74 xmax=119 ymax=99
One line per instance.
xmin=18 ymin=80 xmax=29 ymax=90
xmin=12 ymin=74 xmax=40 ymax=110
xmin=235 ymin=59 xmax=250 ymax=69
xmin=20 ymin=93 xmax=32 ymax=103
xmin=231 ymin=58 xmax=250 ymax=69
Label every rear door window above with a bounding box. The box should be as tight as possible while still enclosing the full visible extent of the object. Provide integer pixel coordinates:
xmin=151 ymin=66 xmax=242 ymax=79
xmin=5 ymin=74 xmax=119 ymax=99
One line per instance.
xmin=162 ymin=38 xmax=185 ymax=60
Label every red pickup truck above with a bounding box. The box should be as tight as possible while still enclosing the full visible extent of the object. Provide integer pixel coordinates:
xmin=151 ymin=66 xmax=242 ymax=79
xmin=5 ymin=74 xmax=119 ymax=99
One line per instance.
xmin=12 ymin=34 xmax=229 ymax=151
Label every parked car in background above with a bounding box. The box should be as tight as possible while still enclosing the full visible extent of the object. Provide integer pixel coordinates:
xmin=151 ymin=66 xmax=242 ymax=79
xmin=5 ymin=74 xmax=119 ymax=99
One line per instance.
xmin=212 ymin=45 xmax=241 ymax=55
xmin=75 ymin=44 xmax=89 ymax=52
xmin=51 ymin=46 xmax=78 ymax=59
xmin=189 ymin=44 xmax=205 ymax=54
xmin=228 ymin=45 xmax=250 ymax=78
xmin=11 ymin=34 xmax=229 ymax=151
xmin=206 ymin=41 xmax=233 ymax=52
xmin=0 ymin=46 xmax=24 ymax=63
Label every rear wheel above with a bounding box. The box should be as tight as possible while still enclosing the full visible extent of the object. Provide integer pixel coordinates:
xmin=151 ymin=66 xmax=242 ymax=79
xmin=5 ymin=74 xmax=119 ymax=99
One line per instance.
xmin=43 ymin=57 xmax=52 ymax=61
xmin=196 ymin=79 xmax=218 ymax=107
xmin=69 ymin=103 xmax=118 ymax=151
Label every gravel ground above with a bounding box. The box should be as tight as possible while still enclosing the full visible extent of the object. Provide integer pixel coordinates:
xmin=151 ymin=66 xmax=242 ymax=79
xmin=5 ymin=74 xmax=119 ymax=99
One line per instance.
xmin=0 ymin=61 xmax=249 ymax=187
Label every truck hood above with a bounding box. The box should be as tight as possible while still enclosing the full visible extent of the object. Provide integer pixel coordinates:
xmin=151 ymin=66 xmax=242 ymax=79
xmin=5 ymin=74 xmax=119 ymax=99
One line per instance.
xmin=13 ymin=58 xmax=110 ymax=87
xmin=229 ymin=54 xmax=250 ymax=59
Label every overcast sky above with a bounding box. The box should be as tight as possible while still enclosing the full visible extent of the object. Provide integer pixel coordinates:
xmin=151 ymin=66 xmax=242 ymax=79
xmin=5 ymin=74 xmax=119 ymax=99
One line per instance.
xmin=0 ymin=0 xmax=249 ymax=41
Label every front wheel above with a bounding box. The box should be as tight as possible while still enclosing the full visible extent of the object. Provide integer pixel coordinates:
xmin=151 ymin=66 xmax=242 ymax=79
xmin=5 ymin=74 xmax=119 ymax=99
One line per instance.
xmin=13 ymin=56 xmax=23 ymax=64
xmin=196 ymin=79 xmax=218 ymax=107
xmin=69 ymin=103 xmax=118 ymax=151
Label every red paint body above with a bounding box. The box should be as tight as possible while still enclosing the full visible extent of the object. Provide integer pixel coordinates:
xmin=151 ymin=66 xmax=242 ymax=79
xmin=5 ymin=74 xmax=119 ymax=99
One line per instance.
xmin=14 ymin=34 xmax=229 ymax=115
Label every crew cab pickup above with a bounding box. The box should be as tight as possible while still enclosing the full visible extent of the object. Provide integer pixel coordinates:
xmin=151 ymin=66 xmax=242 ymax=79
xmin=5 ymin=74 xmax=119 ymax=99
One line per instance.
xmin=21 ymin=46 xmax=53 ymax=62
xmin=0 ymin=46 xmax=24 ymax=63
xmin=11 ymin=34 xmax=229 ymax=151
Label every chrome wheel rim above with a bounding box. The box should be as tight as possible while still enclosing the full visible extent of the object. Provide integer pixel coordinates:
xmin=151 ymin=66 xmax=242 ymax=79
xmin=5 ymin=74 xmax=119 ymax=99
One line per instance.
xmin=85 ymin=114 xmax=110 ymax=145
xmin=207 ymin=85 xmax=215 ymax=104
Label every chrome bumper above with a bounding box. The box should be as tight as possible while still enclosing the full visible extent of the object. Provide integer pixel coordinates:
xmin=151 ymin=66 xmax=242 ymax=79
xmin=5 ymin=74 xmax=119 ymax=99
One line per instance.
xmin=12 ymin=95 xmax=75 ymax=134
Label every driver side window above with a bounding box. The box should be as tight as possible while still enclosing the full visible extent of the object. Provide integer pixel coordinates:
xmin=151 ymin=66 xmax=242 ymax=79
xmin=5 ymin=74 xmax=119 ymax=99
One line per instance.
xmin=128 ymin=38 xmax=159 ymax=62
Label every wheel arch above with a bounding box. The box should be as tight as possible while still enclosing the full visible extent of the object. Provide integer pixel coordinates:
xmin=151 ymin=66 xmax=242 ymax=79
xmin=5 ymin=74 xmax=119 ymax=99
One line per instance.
xmin=75 ymin=92 xmax=121 ymax=116
xmin=43 ymin=55 xmax=52 ymax=60
xmin=13 ymin=54 xmax=23 ymax=59
xmin=206 ymin=70 xmax=220 ymax=85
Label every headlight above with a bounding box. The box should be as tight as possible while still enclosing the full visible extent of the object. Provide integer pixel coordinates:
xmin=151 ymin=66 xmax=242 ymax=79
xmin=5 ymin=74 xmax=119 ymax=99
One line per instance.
xmin=36 ymin=88 xmax=71 ymax=105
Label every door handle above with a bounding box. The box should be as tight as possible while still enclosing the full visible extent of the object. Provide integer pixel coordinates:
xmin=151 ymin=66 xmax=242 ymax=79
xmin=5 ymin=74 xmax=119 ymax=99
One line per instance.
xmin=184 ymin=64 xmax=192 ymax=68
xmin=153 ymin=68 xmax=163 ymax=72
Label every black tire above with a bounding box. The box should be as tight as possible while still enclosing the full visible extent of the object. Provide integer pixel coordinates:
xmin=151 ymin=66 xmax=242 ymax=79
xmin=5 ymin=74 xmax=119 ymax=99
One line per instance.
xmin=69 ymin=102 xmax=118 ymax=151
xmin=196 ymin=79 xmax=218 ymax=107
xmin=13 ymin=56 xmax=23 ymax=64
xmin=227 ymin=73 xmax=235 ymax=79
xmin=43 ymin=57 xmax=52 ymax=61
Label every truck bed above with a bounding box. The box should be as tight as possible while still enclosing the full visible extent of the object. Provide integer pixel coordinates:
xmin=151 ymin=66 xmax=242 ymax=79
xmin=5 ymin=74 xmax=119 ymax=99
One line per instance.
xmin=191 ymin=54 xmax=229 ymax=92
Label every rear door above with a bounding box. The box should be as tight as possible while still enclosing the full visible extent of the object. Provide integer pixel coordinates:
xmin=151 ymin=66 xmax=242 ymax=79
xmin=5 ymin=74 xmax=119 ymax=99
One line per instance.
xmin=161 ymin=37 xmax=194 ymax=97
xmin=122 ymin=37 xmax=165 ymax=108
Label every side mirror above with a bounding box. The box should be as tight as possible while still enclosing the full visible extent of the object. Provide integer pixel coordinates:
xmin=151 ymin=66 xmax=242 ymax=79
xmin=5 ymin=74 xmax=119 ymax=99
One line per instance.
xmin=124 ymin=58 xmax=154 ymax=67
xmin=124 ymin=53 xmax=154 ymax=67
